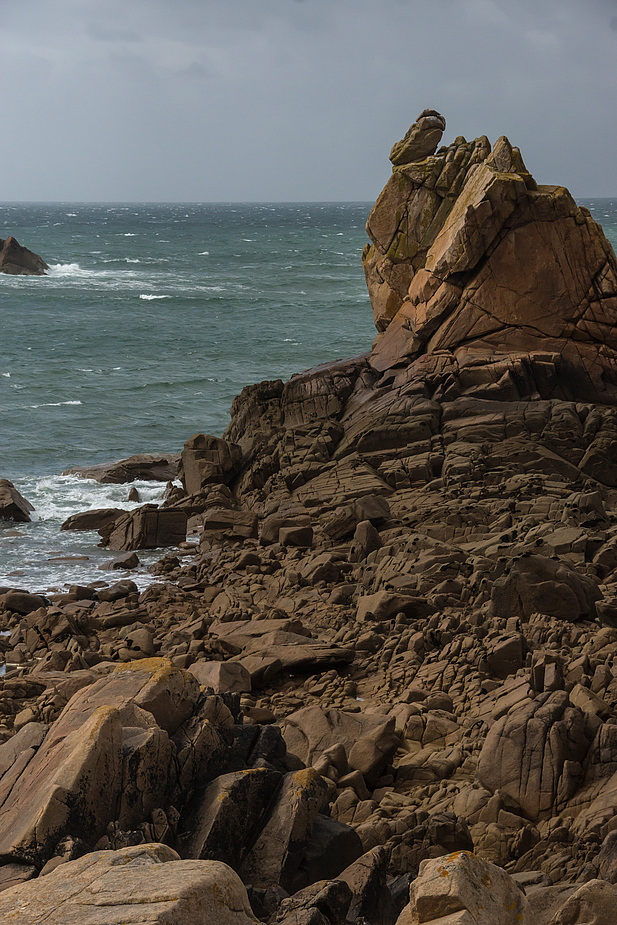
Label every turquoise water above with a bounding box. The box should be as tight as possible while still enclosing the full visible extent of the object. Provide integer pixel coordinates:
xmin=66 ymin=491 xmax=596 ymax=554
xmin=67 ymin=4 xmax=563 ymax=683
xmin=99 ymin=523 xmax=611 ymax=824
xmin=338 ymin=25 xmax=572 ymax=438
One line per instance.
xmin=0 ymin=202 xmax=375 ymax=590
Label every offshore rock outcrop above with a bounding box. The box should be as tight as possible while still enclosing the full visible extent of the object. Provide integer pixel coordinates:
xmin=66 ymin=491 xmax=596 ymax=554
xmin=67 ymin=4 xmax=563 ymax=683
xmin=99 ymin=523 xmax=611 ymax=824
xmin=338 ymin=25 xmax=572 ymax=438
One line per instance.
xmin=4 ymin=114 xmax=617 ymax=922
xmin=0 ymin=236 xmax=48 ymax=275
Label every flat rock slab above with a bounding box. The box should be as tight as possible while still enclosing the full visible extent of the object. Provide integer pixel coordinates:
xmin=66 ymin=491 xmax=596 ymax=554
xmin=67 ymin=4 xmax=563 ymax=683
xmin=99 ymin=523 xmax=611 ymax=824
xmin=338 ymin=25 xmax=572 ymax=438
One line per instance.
xmin=0 ymin=842 xmax=259 ymax=924
xmin=63 ymin=454 xmax=180 ymax=483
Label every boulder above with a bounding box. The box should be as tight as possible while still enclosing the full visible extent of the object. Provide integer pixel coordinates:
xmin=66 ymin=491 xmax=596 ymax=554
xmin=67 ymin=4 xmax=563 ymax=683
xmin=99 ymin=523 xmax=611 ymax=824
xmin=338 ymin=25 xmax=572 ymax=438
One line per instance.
xmin=0 ymin=659 xmax=200 ymax=865
xmin=548 ymin=879 xmax=617 ymax=925
xmin=280 ymin=706 xmax=400 ymax=787
xmin=0 ymin=589 xmax=48 ymax=615
xmin=239 ymin=768 xmax=327 ymax=891
xmin=476 ymin=690 xmax=592 ymax=821
xmin=389 ymin=109 xmax=447 ymax=167
xmin=0 ymin=843 xmax=259 ymax=924
xmin=365 ymin=121 xmax=617 ymax=398
xmin=398 ymin=851 xmax=529 ymax=925
xmin=489 ymin=554 xmax=602 ymax=622
xmin=61 ymin=508 xmax=124 ymax=531
xmin=189 ymin=660 xmax=252 ymax=693
xmin=177 ymin=767 xmax=282 ymax=867
xmin=0 ymin=479 xmax=35 ymax=522
xmin=0 ymin=236 xmax=48 ymax=275
xmin=179 ymin=433 xmax=243 ymax=494
xmin=99 ymin=505 xmax=187 ymax=550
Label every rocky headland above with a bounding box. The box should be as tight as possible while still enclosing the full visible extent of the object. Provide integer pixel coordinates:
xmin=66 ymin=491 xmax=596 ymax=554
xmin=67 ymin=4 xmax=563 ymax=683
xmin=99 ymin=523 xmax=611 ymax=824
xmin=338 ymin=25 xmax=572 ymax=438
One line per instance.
xmin=2 ymin=111 xmax=617 ymax=923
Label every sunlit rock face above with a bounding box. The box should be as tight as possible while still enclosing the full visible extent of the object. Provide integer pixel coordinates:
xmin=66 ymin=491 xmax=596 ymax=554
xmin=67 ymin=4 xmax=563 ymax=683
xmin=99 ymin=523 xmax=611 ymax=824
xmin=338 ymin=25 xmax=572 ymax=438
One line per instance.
xmin=363 ymin=111 xmax=617 ymax=402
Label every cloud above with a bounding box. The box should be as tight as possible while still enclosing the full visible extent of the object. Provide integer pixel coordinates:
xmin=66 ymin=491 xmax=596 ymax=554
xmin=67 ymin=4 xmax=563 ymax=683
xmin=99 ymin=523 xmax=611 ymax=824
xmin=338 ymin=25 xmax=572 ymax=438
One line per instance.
xmin=0 ymin=0 xmax=616 ymax=200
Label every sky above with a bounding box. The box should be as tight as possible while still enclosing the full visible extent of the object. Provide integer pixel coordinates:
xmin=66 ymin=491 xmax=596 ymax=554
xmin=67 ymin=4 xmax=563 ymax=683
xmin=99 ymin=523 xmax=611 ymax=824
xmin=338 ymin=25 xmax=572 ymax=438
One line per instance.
xmin=1 ymin=0 xmax=616 ymax=202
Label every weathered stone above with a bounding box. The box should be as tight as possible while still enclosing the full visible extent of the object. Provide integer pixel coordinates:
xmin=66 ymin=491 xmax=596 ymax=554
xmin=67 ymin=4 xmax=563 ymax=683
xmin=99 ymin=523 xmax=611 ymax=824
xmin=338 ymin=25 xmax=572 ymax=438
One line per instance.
xmin=63 ymin=453 xmax=180 ymax=483
xmin=389 ymin=110 xmax=446 ymax=167
xmin=61 ymin=508 xmax=124 ymax=531
xmin=240 ymin=769 xmax=327 ymax=891
xmin=0 ymin=236 xmax=48 ymax=275
xmin=189 ymin=659 xmax=252 ymax=693
xmin=0 ymin=479 xmax=35 ymax=523
xmin=401 ymin=851 xmax=529 ymax=925
xmin=549 ymin=879 xmax=617 ymax=925
xmin=0 ymin=843 xmax=259 ymax=924
xmin=177 ymin=767 xmax=281 ymax=867
xmin=99 ymin=505 xmax=187 ymax=550
xmin=180 ymin=433 xmax=243 ymax=494
xmin=476 ymin=690 xmax=592 ymax=821
xmin=281 ymin=707 xmax=400 ymax=786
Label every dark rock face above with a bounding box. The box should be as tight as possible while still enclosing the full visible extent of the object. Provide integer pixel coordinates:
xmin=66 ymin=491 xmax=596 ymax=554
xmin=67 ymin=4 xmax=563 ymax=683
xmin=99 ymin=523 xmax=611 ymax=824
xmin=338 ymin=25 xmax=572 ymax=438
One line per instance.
xmin=0 ymin=237 xmax=48 ymax=275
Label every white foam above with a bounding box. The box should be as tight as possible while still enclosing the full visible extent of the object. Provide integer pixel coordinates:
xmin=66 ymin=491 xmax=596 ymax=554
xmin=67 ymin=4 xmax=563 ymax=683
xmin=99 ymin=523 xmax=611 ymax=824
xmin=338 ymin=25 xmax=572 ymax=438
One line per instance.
xmin=139 ymin=294 xmax=170 ymax=300
xmin=198 ymin=251 xmax=209 ymax=255
xmin=30 ymin=400 xmax=83 ymax=408
xmin=1 ymin=373 xmax=10 ymax=378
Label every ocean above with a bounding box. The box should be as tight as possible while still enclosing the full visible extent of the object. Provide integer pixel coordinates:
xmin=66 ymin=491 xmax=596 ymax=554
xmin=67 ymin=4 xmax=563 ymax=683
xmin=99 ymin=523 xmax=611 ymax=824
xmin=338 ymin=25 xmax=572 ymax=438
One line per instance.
xmin=0 ymin=202 xmax=376 ymax=592
xmin=2 ymin=199 xmax=617 ymax=594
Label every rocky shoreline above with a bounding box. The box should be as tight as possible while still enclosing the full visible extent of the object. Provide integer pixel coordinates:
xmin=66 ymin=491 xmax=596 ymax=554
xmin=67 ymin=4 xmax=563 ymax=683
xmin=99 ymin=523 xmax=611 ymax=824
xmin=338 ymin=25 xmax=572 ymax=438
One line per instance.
xmin=2 ymin=111 xmax=617 ymax=922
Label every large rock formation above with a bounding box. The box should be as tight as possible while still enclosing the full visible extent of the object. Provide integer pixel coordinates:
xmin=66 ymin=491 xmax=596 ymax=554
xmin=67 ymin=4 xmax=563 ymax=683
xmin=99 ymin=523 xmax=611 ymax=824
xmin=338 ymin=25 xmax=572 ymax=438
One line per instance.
xmin=363 ymin=110 xmax=617 ymax=405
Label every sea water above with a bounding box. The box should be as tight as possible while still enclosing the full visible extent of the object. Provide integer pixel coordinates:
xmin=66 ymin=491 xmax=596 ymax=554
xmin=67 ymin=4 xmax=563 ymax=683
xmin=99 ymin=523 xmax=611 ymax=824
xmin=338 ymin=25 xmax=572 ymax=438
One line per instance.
xmin=0 ymin=202 xmax=376 ymax=591
xmin=1 ymin=200 xmax=616 ymax=593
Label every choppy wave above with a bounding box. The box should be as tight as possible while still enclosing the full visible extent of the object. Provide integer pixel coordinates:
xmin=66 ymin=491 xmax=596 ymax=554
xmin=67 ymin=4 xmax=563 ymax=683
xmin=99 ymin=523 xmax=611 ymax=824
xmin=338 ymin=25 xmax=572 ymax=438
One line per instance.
xmin=30 ymin=400 xmax=83 ymax=409
xmin=0 ymin=475 xmax=176 ymax=593
xmin=0 ymin=200 xmax=394 ymax=590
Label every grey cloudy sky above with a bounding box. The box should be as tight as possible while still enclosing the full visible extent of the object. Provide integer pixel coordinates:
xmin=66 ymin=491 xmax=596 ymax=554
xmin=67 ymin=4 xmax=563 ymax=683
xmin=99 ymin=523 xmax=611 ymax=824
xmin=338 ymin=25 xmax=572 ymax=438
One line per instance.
xmin=1 ymin=0 xmax=616 ymax=201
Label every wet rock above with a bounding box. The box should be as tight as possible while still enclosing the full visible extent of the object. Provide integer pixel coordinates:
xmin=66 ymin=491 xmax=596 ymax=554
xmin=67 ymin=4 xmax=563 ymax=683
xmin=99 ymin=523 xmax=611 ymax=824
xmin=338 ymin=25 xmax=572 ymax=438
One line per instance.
xmin=61 ymin=508 xmax=124 ymax=531
xmin=63 ymin=453 xmax=180 ymax=483
xmin=0 ymin=479 xmax=35 ymax=523
xmin=0 ymin=236 xmax=48 ymax=275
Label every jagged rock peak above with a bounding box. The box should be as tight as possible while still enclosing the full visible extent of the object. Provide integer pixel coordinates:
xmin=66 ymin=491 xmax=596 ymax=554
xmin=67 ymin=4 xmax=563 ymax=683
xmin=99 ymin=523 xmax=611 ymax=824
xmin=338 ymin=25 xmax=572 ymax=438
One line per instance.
xmin=364 ymin=117 xmax=617 ymax=400
xmin=389 ymin=109 xmax=446 ymax=166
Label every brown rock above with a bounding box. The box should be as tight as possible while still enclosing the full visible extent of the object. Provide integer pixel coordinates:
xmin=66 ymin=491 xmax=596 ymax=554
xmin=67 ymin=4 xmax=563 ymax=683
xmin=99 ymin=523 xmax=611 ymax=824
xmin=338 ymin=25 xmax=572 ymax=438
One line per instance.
xmin=0 ymin=479 xmax=35 ymax=523
xmin=61 ymin=508 xmax=124 ymax=531
xmin=280 ymin=706 xmax=400 ymax=787
xmin=239 ymin=768 xmax=327 ymax=891
xmin=389 ymin=109 xmax=446 ymax=166
xmin=476 ymin=690 xmax=591 ymax=822
xmin=180 ymin=433 xmax=243 ymax=494
xmin=0 ymin=843 xmax=259 ymax=924
xmin=99 ymin=505 xmax=187 ymax=550
xmin=63 ymin=453 xmax=180 ymax=483
xmin=0 ymin=236 xmax=48 ymax=275
xmin=189 ymin=660 xmax=252 ymax=693
xmin=400 ymin=851 xmax=529 ymax=925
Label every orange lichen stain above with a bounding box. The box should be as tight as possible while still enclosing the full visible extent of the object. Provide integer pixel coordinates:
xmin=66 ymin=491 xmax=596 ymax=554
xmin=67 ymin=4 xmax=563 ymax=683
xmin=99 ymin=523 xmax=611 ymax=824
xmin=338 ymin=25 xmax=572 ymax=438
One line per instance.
xmin=113 ymin=657 xmax=177 ymax=682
